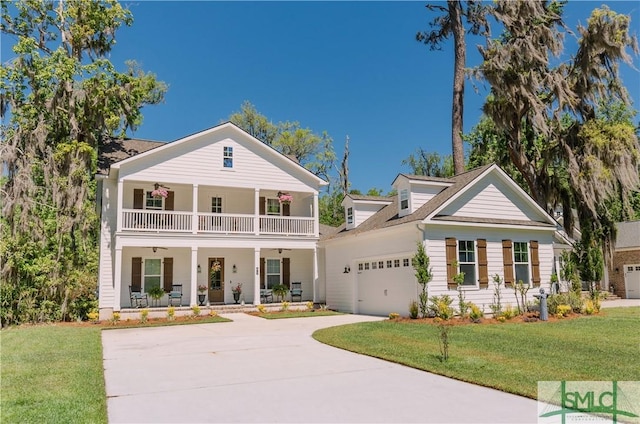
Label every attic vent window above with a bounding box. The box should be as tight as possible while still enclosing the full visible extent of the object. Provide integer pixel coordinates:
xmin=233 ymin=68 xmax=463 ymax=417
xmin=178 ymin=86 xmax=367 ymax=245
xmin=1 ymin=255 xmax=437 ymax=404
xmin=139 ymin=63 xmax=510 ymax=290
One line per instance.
xmin=223 ymin=146 xmax=233 ymax=168
xmin=400 ymin=189 xmax=409 ymax=210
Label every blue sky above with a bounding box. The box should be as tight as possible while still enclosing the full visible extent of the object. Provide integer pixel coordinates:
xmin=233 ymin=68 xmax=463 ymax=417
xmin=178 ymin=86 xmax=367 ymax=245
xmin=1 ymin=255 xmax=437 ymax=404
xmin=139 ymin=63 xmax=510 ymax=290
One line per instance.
xmin=4 ymin=1 xmax=640 ymax=193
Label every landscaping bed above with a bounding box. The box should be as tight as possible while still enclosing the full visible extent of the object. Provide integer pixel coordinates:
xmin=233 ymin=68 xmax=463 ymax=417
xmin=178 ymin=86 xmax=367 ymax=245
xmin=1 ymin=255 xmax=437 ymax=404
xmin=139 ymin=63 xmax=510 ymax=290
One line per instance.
xmin=248 ymin=310 xmax=342 ymax=319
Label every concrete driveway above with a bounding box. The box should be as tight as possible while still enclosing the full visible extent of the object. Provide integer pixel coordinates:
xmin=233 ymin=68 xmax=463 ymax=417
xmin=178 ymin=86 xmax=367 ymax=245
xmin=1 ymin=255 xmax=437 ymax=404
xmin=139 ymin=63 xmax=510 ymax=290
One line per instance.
xmin=102 ymin=313 xmax=537 ymax=423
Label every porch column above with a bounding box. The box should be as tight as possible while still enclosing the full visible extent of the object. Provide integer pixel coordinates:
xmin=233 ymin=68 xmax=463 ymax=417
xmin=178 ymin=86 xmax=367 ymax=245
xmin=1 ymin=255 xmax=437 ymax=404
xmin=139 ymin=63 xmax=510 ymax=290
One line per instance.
xmin=116 ymin=179 xmax=124 ymax=232
xmin=190 ymin=247 xmax=198 ymax=306
xmin=114 ymin=247 xmax=123 ymax=311
xmin=254 ymin=188 xmax=260 ymax=235
xmin=313 ymin=246 xmax=318 ymax=303
xmin=254 ymin=247 xmax=261 ymax=305
xmin=313 ymin=192 xmax=319 ymax=237
xmin=192 ymin=184 xmax=199 ymax=234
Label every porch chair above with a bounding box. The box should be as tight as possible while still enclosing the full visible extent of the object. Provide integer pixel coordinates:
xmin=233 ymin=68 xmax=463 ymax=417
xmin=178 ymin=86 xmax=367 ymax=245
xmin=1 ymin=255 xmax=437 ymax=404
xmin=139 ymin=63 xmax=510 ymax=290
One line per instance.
xmin=168 ymin=284 xmax=183 ymax=306
xmin=129 ymin=285 xmax=149 ymax=308
xmin=290 ymin=282 xmax=303 ymax=302
xmin=260 ymin=289 xmax=273 ymax=303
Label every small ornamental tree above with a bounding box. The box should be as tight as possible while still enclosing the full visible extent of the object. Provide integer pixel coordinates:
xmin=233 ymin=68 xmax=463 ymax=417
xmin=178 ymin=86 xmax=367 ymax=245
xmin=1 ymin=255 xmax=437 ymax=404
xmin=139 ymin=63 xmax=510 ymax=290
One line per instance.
xmin=412 ymin=242 xmax=433 ymax=318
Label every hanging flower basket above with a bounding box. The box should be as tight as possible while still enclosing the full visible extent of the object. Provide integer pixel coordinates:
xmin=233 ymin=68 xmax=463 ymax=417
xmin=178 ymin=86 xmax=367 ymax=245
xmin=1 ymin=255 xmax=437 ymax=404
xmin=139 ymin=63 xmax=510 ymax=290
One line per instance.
xmin=277 ymin=191 xmax=293 ymax=205
xmin=151 ymin=183 xmax=169 ymax=199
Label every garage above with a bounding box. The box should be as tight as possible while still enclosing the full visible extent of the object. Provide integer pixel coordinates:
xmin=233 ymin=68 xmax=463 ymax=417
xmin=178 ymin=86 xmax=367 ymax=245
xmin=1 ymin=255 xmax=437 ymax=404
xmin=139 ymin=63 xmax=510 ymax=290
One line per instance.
xmin=624 ymin=264 xmax=640 ymax=299
xmin=356 ymin=256 xmax=417 ymax=316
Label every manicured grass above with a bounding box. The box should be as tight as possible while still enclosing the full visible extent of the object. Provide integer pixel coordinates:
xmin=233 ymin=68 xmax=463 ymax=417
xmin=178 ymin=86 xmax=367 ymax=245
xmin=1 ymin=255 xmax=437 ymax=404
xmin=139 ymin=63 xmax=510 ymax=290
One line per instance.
xmin=101 ymin=314 xmax=231 ymax=330
xmin=1 ymin=325 xmax=107 ymax=423
xmin=251 ymin=310 xmax=343 ymax=319
xmin=313 ymin=307 xmax=640 ymax=399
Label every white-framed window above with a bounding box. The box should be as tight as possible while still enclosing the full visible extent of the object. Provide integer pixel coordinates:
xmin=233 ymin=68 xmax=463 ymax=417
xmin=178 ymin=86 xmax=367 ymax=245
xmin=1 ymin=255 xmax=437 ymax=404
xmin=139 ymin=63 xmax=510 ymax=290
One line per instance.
xmin=387 ymin=260 xmax=392 ymax=268
xmin=145 ymin=192 xmax=163 ymax=210
xmin=403 ymin=258 xmax=410 ymax=267
xmin=394 ymin=259 xmax=400 ymax=268
xmin=378 ymin=261 xmax=384 ymax=269
xmin=358 ymin=263 xmax=364 ymax=271
xmin=372 ymin=262 xmax=377 ymax=270
xmin=347 ymin=207 xmax=353 ymax=224
xmin=514 ymin=242 xmax=530 ymax=284
xmin=211 ymin=197 xmax=223 ymax=213
xmin=223 ymin=146 xmax=233 ymax=168
xmin=267 ymin=198 xmax=281 ymax=215
xmin=364 ymin=262 xmax=370 ymax=270
xmin=400 ymin=189 xmax=409 ymax=210
xmin=144 ymin=258 xmax=162 ymax=291
xmin=458 ymin=240 xmax=476 ymax=286
xmin=266 ymin=259 xmax=281 ymax=289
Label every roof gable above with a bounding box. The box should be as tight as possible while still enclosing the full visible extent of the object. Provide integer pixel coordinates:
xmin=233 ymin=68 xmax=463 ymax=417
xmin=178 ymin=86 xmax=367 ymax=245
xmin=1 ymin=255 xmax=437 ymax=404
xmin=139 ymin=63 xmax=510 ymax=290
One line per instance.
xmin=108 ymin=122 xmax=327 ymax=189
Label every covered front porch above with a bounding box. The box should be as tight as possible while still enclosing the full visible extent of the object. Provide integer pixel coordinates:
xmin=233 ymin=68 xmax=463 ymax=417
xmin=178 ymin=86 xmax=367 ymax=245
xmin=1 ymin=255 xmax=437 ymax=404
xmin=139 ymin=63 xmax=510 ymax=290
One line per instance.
xmin=110 ymin=244 xmax=319 ymax=312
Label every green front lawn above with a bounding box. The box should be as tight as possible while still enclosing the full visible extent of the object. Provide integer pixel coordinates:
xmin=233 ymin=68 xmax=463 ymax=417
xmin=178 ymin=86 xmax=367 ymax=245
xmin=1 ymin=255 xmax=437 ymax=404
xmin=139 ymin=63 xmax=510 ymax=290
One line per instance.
xmin=251 ymin=310 xmax=343 ymax=319
xmin=1 ymin=325 xmax=107 ymax=424
xmin=313 ymin=307 xmax=640 ymax=399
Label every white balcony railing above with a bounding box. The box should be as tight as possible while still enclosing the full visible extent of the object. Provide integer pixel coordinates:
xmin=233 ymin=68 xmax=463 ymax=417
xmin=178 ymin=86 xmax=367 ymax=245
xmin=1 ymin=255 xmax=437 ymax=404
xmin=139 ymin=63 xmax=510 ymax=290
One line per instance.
xmin=122 ymin=209 xmax=192 ymax=232
xmin=121 ymin=210 xmax=315 ymax=236
xmin=198 ymin=213 xmax=254 ymax=233
xmin=260 ymin=215 xmax=314 ymax=235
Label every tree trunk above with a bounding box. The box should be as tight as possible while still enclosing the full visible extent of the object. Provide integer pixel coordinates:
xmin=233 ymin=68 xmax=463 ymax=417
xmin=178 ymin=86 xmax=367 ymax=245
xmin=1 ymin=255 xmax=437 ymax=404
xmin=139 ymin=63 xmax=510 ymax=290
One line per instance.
xmin=449 ymin=0 xmax=466 ymax=176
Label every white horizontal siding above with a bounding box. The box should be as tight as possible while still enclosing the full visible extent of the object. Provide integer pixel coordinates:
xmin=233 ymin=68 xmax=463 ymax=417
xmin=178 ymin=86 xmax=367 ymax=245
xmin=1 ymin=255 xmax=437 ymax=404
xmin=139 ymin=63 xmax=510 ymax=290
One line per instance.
xmin=425 ymin=225 xmax=555 ymax=314
xmin=355 ymin=203 xmax=384 ymax=227
xmin=98 ymin=179 xmax=117 ymax=309
xmin=120 ymin=129 xmax=318 ymax=193
xmin=411 ymin=185 xmax=443 ymax=213
xmin=440 ymin=173 xmax=543 ymax=222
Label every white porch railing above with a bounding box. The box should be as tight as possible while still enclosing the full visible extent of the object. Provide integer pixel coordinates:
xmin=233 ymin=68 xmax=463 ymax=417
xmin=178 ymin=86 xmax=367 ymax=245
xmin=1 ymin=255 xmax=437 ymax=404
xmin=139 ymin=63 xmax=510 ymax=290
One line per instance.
xmin=198 ymin=213 xmax=254 ymax=233
xmin=121 ymin=210 xmax=316 ymax=236
xmin=122 ymin=209 xmax=192 ymax=232
xmin=260 ymin=216 xmax=314 ymax=235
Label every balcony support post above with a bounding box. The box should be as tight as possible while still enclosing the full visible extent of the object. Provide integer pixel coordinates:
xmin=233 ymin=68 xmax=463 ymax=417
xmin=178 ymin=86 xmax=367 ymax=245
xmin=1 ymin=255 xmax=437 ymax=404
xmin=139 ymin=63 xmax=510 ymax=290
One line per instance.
xmin=313 ymin=192 xmax=319 ymax=237
xmin=116 ymin=179 xmax=124 ymax=233
xmin=254 ymin=188 xmax=260 ymax=236
xmin=192 ymin=184 xmax=198 ymax=234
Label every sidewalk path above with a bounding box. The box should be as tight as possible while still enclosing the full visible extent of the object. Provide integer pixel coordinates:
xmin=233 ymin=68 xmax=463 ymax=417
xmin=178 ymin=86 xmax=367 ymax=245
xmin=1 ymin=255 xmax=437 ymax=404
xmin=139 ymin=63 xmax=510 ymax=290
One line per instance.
xmin=103 ymin=313 xmax=538 ymax=423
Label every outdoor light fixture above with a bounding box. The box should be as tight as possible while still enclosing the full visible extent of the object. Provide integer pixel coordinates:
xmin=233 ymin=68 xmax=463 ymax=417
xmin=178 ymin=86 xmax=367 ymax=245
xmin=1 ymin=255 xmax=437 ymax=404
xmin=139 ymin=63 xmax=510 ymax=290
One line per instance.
xmin=343 ymin=266 xmax=351 ymax=274
xmin=233 ymin=264 xmax=237 ymax=273
xmin=197 ymin=264 xmax=202 ymax=274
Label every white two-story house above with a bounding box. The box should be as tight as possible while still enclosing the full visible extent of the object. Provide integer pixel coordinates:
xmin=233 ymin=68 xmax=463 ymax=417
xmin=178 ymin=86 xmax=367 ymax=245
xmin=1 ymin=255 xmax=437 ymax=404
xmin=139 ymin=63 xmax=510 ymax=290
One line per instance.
xmin=97 ymin=122 xmax=327 ymax=319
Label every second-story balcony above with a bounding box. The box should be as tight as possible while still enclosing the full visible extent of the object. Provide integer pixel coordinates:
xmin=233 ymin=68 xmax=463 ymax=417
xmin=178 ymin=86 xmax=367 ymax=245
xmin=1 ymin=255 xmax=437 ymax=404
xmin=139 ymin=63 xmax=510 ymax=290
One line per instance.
xmin=121 ymin=209 xmax=316 ymax=236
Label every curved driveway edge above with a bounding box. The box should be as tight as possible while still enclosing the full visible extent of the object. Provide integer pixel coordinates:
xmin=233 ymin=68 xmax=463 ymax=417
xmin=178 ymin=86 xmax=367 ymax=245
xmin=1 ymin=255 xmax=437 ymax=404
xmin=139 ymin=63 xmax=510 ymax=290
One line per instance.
xmin=102 ymin=313 xmax=537 ymax=423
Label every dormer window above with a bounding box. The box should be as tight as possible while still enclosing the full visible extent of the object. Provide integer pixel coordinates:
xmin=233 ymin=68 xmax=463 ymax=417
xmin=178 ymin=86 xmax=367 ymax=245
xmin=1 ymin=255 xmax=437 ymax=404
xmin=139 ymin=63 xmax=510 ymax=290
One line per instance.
xmin=223 ymin=146 xmax=233 ymax=168
xmin=400 ymin=189 xmax=409 ymax=210
xmin=347 ymin=207 xmax=353 ymax=224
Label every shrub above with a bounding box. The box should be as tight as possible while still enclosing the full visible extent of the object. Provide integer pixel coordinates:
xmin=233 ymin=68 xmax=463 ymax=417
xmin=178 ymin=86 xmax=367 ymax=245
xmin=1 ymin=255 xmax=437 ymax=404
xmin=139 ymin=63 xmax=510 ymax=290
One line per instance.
xmin=167 ymin=306 xmax=175 ymax=321
xmin=501 ymin=305 xmax=517 ymax=320
xmin=556 ymin=304 xmax=572 ymax=317
xmin=468 ymin=302 xmax=484 ymax=322
xmin=408 ymin=300 xmax=419 ymax=319
xmin=428 ymin=295 xmax=454 ymax=320
xmin=388 ymin=312 xmax=400 ymax=320
xmin=140 ymin=308 xmax=149 ymax=323
xmin=583 ymin=299 xmax=597 ymax=315
xmin=496 ymin=316 xmax=506 ymax=323
xmin=110 ymin=312 xmax=120 ymax=325
xmin=281 ymin=301 xmax=290 ymax=312
xmin=87 ymin=311 xmax=99 ymax=323
xmin=209 ymin=310 xmax=219 ymax=317
xmin=306 ymin=301 xmax=314 ymax=311
xmin=191 ymin=305 xmax=201 ymax=317
xmin=548 ymin=292 xmax=583 ymax=315
xmin=257 ymin=304 xmax=267 ymax=314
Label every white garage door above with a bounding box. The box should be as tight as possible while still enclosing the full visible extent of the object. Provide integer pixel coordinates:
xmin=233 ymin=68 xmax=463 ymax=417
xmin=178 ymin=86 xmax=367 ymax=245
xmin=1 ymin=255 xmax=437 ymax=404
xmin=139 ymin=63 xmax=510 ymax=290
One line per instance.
xmin=624 ymin=264 xmax=640 ymax=299
xmin=356 ymin=257 xmax=416 ymax=316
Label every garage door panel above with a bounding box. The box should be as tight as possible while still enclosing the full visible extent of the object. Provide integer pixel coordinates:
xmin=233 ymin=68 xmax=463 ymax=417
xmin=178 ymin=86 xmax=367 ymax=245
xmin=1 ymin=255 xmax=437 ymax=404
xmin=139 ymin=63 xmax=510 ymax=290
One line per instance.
xmin=625 ymin=264 xmax=640 ymax=299
xmin=357 ymin=259 xmax=416 ymax=316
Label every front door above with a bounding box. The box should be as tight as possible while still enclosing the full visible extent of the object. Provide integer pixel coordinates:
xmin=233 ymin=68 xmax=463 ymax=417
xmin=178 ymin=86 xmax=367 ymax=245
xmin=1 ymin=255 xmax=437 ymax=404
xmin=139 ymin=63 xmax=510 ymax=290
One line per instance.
xmin=209 ymin=257 xmax=225 ymax=303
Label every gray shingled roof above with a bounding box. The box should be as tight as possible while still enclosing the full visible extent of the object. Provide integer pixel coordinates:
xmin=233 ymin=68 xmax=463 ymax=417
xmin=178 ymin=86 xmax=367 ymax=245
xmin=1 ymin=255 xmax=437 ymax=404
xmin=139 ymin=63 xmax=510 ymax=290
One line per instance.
xmin=347 ymin=194 xmax=393 ymax=202
xmin=319 ymin=224 xmax=339 ymax=237
xmin=97 ymin=138 xmax=166 ymax=175
xmin=322 ymin=164 xmax=554 ymax=241
xmin=396 ymin=173 xmax=456 ymax=184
